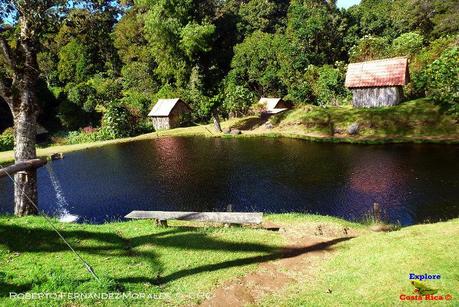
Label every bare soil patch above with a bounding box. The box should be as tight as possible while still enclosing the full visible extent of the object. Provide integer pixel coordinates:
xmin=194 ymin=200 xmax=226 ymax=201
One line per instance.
xmin=200 ymin=223 xmax=357 ymax=307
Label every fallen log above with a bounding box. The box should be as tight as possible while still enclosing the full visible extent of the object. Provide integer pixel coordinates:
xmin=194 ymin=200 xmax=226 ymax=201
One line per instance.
xmin=0 ymin=159 xmax=47 ymax=178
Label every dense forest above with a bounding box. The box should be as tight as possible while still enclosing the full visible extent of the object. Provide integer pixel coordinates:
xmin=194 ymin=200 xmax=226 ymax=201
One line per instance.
xmin=1 ymin=0 xmax=458 ymax=149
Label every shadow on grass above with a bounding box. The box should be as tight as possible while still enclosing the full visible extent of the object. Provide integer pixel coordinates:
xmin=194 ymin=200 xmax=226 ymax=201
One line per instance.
xmin=0 ymin=222 xmax=352 ymax=295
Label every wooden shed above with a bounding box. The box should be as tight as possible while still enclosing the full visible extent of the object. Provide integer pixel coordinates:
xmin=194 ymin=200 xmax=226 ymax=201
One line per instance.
xmin=345 ymin=57 xmax=409 ymax=108
xmin=148 ymin=98 xmax=192 ymax=130
xmin=258 ymin=97 xmax=291 ymax=114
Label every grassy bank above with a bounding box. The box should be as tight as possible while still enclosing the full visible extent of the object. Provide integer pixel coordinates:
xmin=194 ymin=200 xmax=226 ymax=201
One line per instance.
xmin=1 ymin=99 xmax=457 ymax=164
xmin=0 ymin=215 xmax=457 ymax=306
xmin=236 ymin=98 xmax=459 ymax=143
xmin=261 ymin=218 xmax=459 ymax=306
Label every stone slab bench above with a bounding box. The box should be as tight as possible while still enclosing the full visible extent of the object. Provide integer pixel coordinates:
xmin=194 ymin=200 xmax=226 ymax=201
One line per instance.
xmin=125 ymin=210 xmax=263 ymax=227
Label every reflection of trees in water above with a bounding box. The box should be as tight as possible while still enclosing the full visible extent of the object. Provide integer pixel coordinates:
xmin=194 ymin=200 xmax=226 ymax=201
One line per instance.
xmin=349 ymin=153 xmax=410 ymax=194
xmin=150 ymin=137 xmax=231 ymax=211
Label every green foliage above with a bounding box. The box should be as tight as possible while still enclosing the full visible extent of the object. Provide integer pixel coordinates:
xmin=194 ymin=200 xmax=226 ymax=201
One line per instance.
xmin=101 ymin=102 xmax=135 ymax=139
xmin=180 ymin=22 xmax=216 ymax=58
xmin=113 ymin=6 xmax=150 ymax=64
xmin=64 ymin=129 xmax=105 ymax=145
xmin=391 ymin=32 xmax=424 ymax=57
xmin=286 ymin=0 xmax=345 ymax=66
xmin=238 ymin=0 xmax=288 ymax=35
xmin=2 ymin=0 xmax=458 ymax=142
xmin=349 ymin=35 xmax=389 ymax=62
xmin=223 ymin=83 xmax=255 ymax=116
xmin=305 ymin=64 xmax=350 ymax=106
xmin=423 ymin=47 xmax=459 ymax=114
xmin=0 ymin=128 xmax=14 ymax=151
xmin=58 ymin=40 xmax=93 ymax=84
xmin=409 ymin=35 xmax=458 ymax=99
xmin=229 ymin=31 xmax=285 ymax=97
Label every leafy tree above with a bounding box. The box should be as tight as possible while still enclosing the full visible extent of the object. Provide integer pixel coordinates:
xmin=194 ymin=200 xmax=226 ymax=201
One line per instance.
xmin=286 ymin=0 xmax=344 ymax=66
xmin=305 ymin=64 xmax=350 ymax=106
xmin=113 ymin=6 xmax=150 ymax=65
xmin=423 ymin=47 xmax=459 ymax=114
xmin=223 ymin=83 xmax=255 ymax=117
xmin=391 ymin=32 xmax=424 ymax=58
xmin=55 ymin=8 xmax=121 ymax=74
xmin=348 ymin=0 xmax=400 ymax=39
xmin=408 ymin=35 xmax=458 ymax=98
xmin=229 ymin=31 xmax=285 ymax=97
xmin=0 ymin=0 xmax=118 ymax=215
xmin=238 ymin=0 xmax=289 ymax=35
xmin=58 ymin=40 xmax=93 ymax=84
xmin=349 ymin=35 xmax=389 ymax=62
xmin=100 ymin=102 xmax=135 ymax=138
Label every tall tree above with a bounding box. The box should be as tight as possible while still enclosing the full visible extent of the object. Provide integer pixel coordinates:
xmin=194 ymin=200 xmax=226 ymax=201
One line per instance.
xmin=0 ymin=0 xmax=114 ymax=216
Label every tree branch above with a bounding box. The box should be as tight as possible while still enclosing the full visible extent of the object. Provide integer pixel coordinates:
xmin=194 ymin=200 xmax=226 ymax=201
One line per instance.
xmin=0 ymin=31 xmax=15 ymax=70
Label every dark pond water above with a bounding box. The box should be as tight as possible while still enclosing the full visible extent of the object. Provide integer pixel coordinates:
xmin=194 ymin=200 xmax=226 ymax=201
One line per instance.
xmin=0 ymin=137 xmax=458 ymax=225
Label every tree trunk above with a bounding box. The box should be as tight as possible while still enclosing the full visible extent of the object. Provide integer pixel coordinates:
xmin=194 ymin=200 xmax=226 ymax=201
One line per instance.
xmin=13 ymin=93 xmax=38 ymax=216
xmin=212 ymin=109 xmax=222 ymax=133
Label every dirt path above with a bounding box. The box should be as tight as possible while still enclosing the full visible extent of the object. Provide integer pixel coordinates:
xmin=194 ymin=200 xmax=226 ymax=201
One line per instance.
xmin=200 ymin=223 xmax=358 ymax=307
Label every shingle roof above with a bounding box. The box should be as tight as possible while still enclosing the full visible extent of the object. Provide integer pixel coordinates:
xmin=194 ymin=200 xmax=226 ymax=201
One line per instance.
xmin=258 ymin=98 xmax=283 ymax=111
xmin=148 ymin=99 xmax=186 ymax=117
xmin=345 ymin=57 xmax=409 ymax=88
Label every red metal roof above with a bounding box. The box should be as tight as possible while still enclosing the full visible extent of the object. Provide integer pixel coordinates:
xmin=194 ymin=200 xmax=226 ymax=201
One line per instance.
xmin=345 ymin=57 xmax=409 ymax=88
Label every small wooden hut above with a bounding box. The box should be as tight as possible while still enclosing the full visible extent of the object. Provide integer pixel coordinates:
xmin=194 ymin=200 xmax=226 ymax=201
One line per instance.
xmin=345 ymin=57 xmax=409 ymax=108
xmin=148 ymin=98 xmax=192 ymax=130
xmin=258 ymin=97 xmax=291 ymax=114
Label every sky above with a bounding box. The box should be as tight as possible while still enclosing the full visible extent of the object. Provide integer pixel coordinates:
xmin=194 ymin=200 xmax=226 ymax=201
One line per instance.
xmin=337 ymin=0 xmax=361 ymax=9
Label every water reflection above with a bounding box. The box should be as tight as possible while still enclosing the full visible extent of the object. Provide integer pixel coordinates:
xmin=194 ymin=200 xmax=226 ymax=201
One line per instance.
xmin=0 ymin=137 xmax=457 ymax=225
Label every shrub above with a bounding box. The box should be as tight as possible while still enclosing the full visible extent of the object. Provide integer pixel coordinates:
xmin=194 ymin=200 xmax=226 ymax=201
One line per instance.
xmin=408 ymin=35 xmax=458 ymax=99
xmin=423 ymin=47 xmax=459 ymax=114
xmin=391 ymin=32 xmax=424 ymax=58
xmin=0 ymin=128 xmax=14 ymax=151
xmin=223 ymin=83 xmax=255 ymax=117
xmin=304 ymin=64 xmax=350 ymax=106
xmin=100 ymin=103 xmax=135 ymax=139
xmin=65 ymin=129 xmax=104 ymax=145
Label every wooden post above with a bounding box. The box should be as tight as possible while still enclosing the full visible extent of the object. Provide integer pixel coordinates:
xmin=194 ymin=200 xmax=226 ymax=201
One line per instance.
xmin=373 ymin=202 xmax=381 ymax=223
xmin=155 ymin=219 xmax=168 ymax=227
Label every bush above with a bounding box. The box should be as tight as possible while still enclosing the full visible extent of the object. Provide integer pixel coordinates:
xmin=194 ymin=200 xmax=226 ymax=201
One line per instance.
xmin=100 ymin=103 xmax=135 ymax=139
xmin=423 ymin=47 xmax=459 ymax=114
xmin=408 ymin=35 xmax=458 ymax=99
xmin=0 ymin=128 xmax=14 ymax=151
xmin=65 ymin=129 xmax=105 ymax=145
xmin=391 ymin=32 xmax=424 ymax=58
xmin=223 ymin=83 xmax=255 ymax=117
xmin=304 ymin=64 xmax=350 ymax=106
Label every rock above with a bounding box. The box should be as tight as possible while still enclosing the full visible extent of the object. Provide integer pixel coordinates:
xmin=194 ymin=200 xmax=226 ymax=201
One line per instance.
xmin=50 ymin=153 xmax=64 ymax=160
xmin=223 ymin=128 xmax=231 ymax=134
xmin=333 ymin=127 xmax=343 ymax=134
xmin=347 ymin=123 xmax=359 ymax=135
xmin=369 ymin=223 xmax=397 ymax=232
xmin=264 ymin=122 xmax=274 ymax=130
xmin=230 ymin=129 xmax=241 ymax=135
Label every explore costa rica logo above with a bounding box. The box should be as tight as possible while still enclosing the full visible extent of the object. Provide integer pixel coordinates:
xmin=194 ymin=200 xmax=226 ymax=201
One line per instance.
xmin=399 ymin=273 xmax=453 ymax=301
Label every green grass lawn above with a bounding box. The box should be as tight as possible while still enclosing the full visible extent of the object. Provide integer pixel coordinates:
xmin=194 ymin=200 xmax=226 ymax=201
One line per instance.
xmin=261 ymin=218 xmax=459 ymax=306
xmin=1 ymin=215 xmax=457 ymax=306
xmin=0 ymin=216 xmax=286 ymax=306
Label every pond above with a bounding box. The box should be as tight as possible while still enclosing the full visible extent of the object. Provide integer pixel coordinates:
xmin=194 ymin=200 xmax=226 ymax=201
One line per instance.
xmin=0 ymin=137 xmax=458 ymax=225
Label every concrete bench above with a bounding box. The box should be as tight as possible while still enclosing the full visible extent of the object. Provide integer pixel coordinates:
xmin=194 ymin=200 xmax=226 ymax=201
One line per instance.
xmin=125 ymin=211 xmax=263 ymax=227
